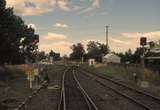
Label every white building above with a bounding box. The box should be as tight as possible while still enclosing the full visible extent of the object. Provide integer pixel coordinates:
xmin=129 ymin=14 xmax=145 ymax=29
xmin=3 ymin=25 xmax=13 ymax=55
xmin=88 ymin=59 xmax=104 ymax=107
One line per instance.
xmin=88 ymin=59 xmax=96 ymax=66
xmin=103 ymin=53 xmax=121 ymax=63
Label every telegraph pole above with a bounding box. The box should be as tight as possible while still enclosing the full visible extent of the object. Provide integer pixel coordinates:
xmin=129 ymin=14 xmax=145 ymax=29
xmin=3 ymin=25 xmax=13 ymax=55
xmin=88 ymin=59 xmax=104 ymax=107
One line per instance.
xmin=101 ymin=25 xmax=109 ymax=63
xmin=106 ymin=26 xmax=109 ymax=48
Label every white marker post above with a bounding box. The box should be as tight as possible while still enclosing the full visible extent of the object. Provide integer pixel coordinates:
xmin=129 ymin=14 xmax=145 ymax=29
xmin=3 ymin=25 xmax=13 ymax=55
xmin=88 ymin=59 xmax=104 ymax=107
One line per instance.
xmin=27 ymin=70 xmax=34 ymax=89
xmin=34 ymin=68 xmax=39 ymax=89
xmin=29 ymin=72 xmax=33 ymax=89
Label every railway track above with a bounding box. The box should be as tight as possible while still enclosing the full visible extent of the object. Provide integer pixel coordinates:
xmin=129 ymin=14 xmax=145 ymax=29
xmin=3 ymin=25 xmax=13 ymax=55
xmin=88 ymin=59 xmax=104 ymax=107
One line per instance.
xmin=13 ymin=65 xmax=67 ymax=110
xmin=57 ymin=67 xmax=99 ymax=110
xmin=13 ymin=81 xmax=48 ymax=110
xmin=78 ymin=68 xmax=160 ymax=110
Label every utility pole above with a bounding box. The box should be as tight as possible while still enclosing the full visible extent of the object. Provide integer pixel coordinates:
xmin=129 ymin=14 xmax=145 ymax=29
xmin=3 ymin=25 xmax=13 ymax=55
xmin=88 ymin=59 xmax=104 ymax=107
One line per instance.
xmin=101 ymin=25 xmax=109 ymax=63
xmin=106 ymin=26 xmax=109 ymax=48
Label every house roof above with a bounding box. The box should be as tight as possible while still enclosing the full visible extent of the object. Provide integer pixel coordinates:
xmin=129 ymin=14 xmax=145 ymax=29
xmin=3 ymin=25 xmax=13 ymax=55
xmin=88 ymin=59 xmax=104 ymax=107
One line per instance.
xmin=145 ymin=52 xmax=160 ymax=57
xmin=150 ymin=47 xmax=160 ymax=53
xmin=104 ymin=53 xmax=120 ymax=59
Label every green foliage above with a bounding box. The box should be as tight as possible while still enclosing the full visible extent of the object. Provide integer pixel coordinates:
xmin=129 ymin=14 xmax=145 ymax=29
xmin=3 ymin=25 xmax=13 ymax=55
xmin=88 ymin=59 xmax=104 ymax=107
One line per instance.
xmin=115 ymin=48 xmax=144 ymax=63
xmin=132 ymin=47 xmax=144 ymax=63
xmin=87 ymin=41 xmax=100 ymax=57
xmin=95 ymin=64 xmax=143 ymax=81
xmin=0 ymin=0 xmax=6 ymax=11
xmin=49 ymin=50 xmax=61 ymax=61
xmin=69 ymin=41 xmax=109 ymax=62
xmin=37 ymin=51 xmax=46 ymax=61
xmin=115 ymin=41 xmax=160 ymax=64
xmin=87 ymin=41 xmax=109 ymax=62
xmin=0 ymin=0 xmax=39 ymax=64
xmin=70 ymin=43 xmax=85 ymax=61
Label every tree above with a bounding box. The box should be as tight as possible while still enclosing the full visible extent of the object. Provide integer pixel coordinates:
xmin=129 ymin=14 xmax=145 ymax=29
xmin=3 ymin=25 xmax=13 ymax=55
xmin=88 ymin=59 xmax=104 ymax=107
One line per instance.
xmin=115 ymin=49 xmax=133 ymax=63
xmin=37 ymin=51 xmax=46 ymax=61
xmin=49 ymin=50 xmax=61 ymax=61
xmin=99 ymin=43 xmax=109 ymax=55
xmin=115 ymin=48 xmax=144 ymax=64
xmin=115 ymin=49 xmax=132 ymax=63
xmin=87 ymin=41 xmax=100 ymax=61
xmin=0 ymin=0 xmax=39 ymax=64
xmin=132 ymin=47 xmax=144 ymax=63
xmin=87 ymin=41 xmax=109 ymax=62
xmin=0 ymin=0 xmax=6 ymax=12
xmin=70 ymin=43 xmax=85 ymax=61
xmin=49 ymin=50 xmax=55 ymax=58
xmin=125 ymin=49 xmax=132 ymax=62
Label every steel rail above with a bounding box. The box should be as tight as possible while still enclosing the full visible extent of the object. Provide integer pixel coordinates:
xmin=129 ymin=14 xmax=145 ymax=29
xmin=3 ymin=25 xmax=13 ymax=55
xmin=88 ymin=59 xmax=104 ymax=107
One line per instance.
xmin=14 ymin=67 xmax=68 ymax=110
xmin=79 ymin=69 xmax=160 ymax=110
xmin=14 ymin=81 xmax=47 ymax=110
xmin=72 ymin=70 xmax=99 ymax=110
xmin=95 ymin=79 xmax=151 ymax=110
xmin=81 ymin=68 xmax=160 ymax=102
xmin=57 ymin=68 xmax=69 ymax=110
xmin=62 ymin=69 xmax=66 ymax=110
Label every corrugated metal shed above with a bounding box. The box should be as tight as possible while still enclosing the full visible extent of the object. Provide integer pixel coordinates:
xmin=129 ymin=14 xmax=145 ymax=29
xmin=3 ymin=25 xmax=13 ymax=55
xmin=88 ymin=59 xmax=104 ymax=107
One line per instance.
xmin=103 ymin=53 xmax=121 ymax=63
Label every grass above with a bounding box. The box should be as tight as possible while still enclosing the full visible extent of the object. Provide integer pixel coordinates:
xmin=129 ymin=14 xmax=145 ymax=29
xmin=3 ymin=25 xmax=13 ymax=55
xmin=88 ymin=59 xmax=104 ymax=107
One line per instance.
xmin=85 ymin=63 xmax=160 ymax=96
xmin=0 ymin=65 xmax=33 ymax=102
xmin=94 ymin=64 xmax=144 ymax=81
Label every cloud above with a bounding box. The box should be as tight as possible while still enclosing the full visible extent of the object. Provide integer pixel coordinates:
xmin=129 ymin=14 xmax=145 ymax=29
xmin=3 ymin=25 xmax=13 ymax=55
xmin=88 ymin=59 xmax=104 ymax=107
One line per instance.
xmin=6 ymin=0 xmax=56 ymax=16
xmin=42 ymin=32 xmax=67 ymax=40
xmin=6 ymin=0 xmax=102 ymax=16
xmin=39 ymin=41 xmax=72 ymax=55
xmin=109 ymin=31 xmax=160 ymax=53
xmin=54 ymin=22 xmax=68 ymax=28
xmin=72 ymin=5 xmax=82 ymax=11
xmin=80 ymin=31 xmax=160 ymax=53
xmin=92 ymin=0 xmax=100 ymax=8
xmin=80 ymin=0 xmax=100 ymax=13
xmin=120 ymin=32 xmax=160 ymax=40
xmin=39 ymin=31 xmax=72 ymax=55
xmin=39 ymin=31 xmax=160 ymax=55
xmin=57 ymin=0 xmax=70 ymax=11
xmin=6 ymin=0 xmax=70 ymax=16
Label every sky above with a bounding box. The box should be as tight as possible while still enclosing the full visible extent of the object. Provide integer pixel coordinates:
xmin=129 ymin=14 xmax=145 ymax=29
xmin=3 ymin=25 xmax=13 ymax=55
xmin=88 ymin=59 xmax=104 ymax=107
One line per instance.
xmin=6 ymin=0 xmax=160 ymax=55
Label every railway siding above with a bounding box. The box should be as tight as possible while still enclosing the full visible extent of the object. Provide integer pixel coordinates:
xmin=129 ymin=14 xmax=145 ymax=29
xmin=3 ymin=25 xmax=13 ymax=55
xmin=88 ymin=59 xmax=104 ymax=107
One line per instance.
xmin=79 ymin=68 xmax=160 ymax=110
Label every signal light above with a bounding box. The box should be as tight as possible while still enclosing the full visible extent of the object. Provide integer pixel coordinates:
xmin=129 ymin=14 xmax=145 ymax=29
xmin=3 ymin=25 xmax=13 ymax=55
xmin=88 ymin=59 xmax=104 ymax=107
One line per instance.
xmin=32 ymin=39 xmax=39 ymax=45
xmin=32 ymin=34 xmax=39 ymax=45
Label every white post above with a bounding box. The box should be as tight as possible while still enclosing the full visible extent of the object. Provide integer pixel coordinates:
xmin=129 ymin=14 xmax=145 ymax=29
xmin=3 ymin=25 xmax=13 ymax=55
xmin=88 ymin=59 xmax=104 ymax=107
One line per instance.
xmin=81 ymin=57 xmax=84 ymax=64
xmin=29 ymin=72 xmax=33 ymax=89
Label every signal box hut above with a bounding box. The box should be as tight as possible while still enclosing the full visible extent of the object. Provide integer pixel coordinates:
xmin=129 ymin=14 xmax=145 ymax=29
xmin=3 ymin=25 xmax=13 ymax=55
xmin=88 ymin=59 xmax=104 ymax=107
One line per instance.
xmin=88 ymin=59 xmax=96 ymax=67
xmin=103 ymin=53 xmax=121 ymax=63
